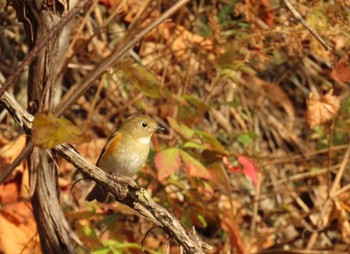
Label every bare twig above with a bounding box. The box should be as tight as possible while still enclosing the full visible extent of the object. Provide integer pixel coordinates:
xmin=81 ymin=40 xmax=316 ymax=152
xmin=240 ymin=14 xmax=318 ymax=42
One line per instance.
xmin=0 ymin=0 xmax=90 ymax=97
xmin=0 ymin=83 xmax=35 ymax=184
xmin=282 ymin=0 xmax=332 ymax=51
xmin=55 ymin=0 xmax=191 ymax=117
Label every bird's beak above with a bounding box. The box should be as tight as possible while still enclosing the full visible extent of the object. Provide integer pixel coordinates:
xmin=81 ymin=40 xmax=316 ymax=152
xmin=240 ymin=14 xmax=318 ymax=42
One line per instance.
xmin=149 ymin=122 xmax=165 ymax=132
xmin=156 ymin=125 xmax=165 ymax=132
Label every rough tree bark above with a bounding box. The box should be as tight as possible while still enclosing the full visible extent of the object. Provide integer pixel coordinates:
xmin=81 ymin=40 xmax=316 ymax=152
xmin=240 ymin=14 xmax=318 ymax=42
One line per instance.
xmin=11 ymin=1 xmax=77 ymax=253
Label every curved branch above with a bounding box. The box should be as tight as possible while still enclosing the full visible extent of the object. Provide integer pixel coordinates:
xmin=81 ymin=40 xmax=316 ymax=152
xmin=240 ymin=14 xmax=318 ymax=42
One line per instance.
xmin=0 ymin=84 xmax=212 ymax=254
xmin=57 ymin=144 xmax=212 ymax=254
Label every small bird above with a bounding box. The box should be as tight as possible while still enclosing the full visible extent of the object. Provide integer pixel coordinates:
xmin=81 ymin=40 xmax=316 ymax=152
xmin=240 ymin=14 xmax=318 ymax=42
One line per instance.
xmin=85 ymin=115 xmax=163 ymax=202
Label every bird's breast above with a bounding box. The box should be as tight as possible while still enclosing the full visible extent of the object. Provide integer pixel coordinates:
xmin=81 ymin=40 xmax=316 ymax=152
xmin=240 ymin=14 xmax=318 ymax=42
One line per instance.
xmin=98 ymin=140 xmax=150 ymax=177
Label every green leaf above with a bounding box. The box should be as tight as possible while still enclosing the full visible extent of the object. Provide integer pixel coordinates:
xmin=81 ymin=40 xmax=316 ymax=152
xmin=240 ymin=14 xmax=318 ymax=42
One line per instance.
xmin=307 ymin=9 xmax=328 ymax=31
xmin=91 ymin=247 xmax=110 ymax=254
xmin=196 ymin=15 xmax=212 ymax=38
xmin=167 ymin=117 xmax=194 ymax=139
xmin=194 ymin=130 xmax=228 ymax=154
xmin=83 ymin=225 xmax=92 ymax=237
xmin=182 ymin=94 xmax=209 ymax=111
xmin=197 ymin=214 xmax=208 ymax=228
xmin=218 ymin=50 xmax=235 ymax=69
xmin=237 ymin=133 xmax=254 ymax=146
xmin=182 ymin=141 xmax=205 ymax=150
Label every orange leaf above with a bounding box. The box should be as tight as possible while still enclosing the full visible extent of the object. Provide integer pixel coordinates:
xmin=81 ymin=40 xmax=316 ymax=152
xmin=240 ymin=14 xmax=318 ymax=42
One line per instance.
xmin=220 ymin=210 xmax=248 ymax=254
xmin=180 ymin=150 xmax=211 ymax=179
xmin=306 ymin=89 xmax=340 ymax=129
xmin=0 ymin=206 xmax=38 ymax=253
xmin=0 ymin=136 xmax=26 ymax=178
xmin=0 ymin=182 xmax=19 ymax=204
xmin=260 ymin=0 xmax=275 ymax=27
xmin=330 ymin=64 xmax=350 ymax=82
xmin=154 ymin=148 xmax=181 ymax=181
xmin=329 ymin=53 xmax=350 ymax=82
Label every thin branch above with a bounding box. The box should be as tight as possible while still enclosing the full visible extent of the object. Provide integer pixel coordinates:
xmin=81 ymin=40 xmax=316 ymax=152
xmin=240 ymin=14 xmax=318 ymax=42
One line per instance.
xmin=56 ymin=144 xmax=212 ymax=254
xmin=0 ymin=0 xmax=90 ymax=97
xmin=282 ymin=0 xmax=332 ymax=51
xmin=0 ymin=83 xmax=34 ymax=183
xmin=0 ymin=142 xmax=34 ymax=184
xmin=55 ymin=0 xmax=191 ymax=117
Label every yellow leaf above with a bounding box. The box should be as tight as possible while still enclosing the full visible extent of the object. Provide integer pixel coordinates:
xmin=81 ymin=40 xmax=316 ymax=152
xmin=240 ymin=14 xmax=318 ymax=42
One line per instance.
xmin=121 ymin=63 xmax=164 ymax=99
xmin=32 ymin=111 xmax=91 ymax=148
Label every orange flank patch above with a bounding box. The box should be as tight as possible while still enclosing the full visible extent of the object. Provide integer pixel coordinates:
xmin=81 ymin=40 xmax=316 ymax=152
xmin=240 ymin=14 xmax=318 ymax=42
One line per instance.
xmin=101 ymin=131 xmax=123 ymax=158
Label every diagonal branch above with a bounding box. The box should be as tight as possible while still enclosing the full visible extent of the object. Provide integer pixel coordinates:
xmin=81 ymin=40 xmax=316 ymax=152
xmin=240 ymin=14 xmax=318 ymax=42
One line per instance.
xmin=0 ymin=0 xmax=90 ymax=97
xmin=0 ymin=85 xmax=212 ymax=254
xmin=55 ymin=0 xmax=191 ymax=117
xmin=282 ymin=0 xmax=331 ymax=51
xmin=57 ymin=144 xmax=212 ymax=254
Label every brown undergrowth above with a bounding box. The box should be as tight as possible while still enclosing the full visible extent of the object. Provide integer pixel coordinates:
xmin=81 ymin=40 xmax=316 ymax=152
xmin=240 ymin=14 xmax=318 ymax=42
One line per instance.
xmin=0 ymin=0 xmax=349 ymax=253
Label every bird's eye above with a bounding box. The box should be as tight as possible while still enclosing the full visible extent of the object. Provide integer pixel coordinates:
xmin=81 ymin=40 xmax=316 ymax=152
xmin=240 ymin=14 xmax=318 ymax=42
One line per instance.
xmin=141 ymin=121 xmax=148 ymax=128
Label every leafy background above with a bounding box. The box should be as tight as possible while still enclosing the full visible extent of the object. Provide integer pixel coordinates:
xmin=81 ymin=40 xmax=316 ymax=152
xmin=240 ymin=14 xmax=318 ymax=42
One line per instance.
xmin=0 ymin=0 xmax=350 ymax=253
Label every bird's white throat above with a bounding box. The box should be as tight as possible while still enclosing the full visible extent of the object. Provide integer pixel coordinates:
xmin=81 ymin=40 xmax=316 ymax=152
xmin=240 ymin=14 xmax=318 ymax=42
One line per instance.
xmin=138 ymin=136 xmax=151 ymax=145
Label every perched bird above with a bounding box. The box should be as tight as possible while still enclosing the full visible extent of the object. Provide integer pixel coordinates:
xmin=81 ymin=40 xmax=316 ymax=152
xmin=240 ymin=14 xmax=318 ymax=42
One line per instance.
xmin=85 ymin=115 xmax=163 ymax=202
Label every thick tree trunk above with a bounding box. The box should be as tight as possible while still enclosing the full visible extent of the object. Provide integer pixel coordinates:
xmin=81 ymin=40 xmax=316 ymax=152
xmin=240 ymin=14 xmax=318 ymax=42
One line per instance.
xmin=11 ymin=1 xmax=76 ymax=253
xmin=30 ymin=148 xmax=76 ymax=253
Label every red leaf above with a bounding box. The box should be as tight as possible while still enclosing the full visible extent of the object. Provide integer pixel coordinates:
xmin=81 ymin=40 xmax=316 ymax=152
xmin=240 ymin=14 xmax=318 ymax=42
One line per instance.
xmin=259 ymin=0 xmax=275 ymax=27
xmin=223 ymin=155 xmax=261 ymax=187
xmin=237 ymin=155 xmax=261 ymax=187
xmin=330 ymin=64 xmax=350 ymax=82
xmin=223 ymin=156 xmax=241 ymax=172
xmin=154 ymin=148 xmax=181 ymax=181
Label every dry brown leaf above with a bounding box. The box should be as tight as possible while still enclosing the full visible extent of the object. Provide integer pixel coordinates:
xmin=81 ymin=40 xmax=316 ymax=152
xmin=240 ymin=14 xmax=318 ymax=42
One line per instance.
xmin=150 ymin=23 xmax=223 ymax=62
xmin=0 ymin=205 xmax=39 ymax=254
xmin=255 ymin=77 xmax=295 ymax=122
xmin=0 ymin=182 xmax=19 ymax=204
xmin=306 ymin=89 xmax=340 ymax=129
xmin=0 ymin=136 xmax=26 ymax=180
